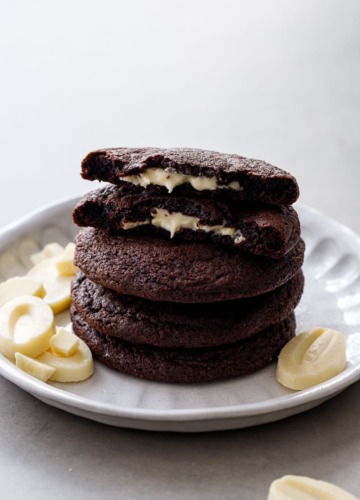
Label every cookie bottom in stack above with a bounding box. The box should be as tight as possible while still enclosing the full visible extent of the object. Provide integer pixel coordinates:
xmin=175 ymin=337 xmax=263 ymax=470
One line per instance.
xmin=71 ymin=307 xmax=296 ymax=383
xmin=71 ymin=266 xmax=304 ymax=383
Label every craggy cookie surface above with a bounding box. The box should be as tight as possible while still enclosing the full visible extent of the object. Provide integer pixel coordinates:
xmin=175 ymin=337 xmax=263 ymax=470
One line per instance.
xmin=80 ymin=147 xmax=299 ymax=205
xmin=73 ymin=185 xmax=301 ymax=258
xmin=74 ymin=228 xmax=305 ymax=303
xmin=71 ymin=271 xmax=304 ymax=348
xmin=71 ymin=306 xmax=296 ymax=383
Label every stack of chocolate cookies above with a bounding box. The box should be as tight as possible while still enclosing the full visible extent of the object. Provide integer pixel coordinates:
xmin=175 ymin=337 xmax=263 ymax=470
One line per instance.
xmin=71 ymin=148 xmax=304 ymax=383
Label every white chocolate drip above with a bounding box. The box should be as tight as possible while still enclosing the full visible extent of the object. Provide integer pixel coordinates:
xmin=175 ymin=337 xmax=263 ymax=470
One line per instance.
xmin=122 ymin=208 xmax=245 ymax=243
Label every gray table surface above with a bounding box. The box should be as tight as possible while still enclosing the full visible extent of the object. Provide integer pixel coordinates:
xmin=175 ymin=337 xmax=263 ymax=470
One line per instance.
xmin=1 ymin=1 xmax=360 ymax=498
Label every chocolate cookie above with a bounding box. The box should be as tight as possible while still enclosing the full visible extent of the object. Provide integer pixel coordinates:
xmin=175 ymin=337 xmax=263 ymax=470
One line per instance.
xmin=73 ymin=185 xmax=301 ymax=258
xmin=71 ymin=271 xmax=304 ymax=348
xmin=74 ymin=228 xmax=305 ymax=303
xmin=80 ymin=148 xmax=299 ymax=205
xmin=71 ymin=306 xmax=296 ymax=383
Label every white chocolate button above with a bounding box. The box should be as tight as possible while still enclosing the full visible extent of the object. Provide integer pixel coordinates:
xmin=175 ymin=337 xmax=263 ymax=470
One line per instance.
xmin=268 ymin=475 xmax=358 ymax=499
xmin=276 ymin=327 xmax=347 ymax=390
xmin=0 ymin=276 xmax=45 ymax=308
xmin=0 ymin=295 xmax=55 ymax=359
xmin=37 ymin=338 xmax=94 ymax=382
xmin=50 ymin=327 xmax=79 ymax=357
xmin=30 ymin=242 xmax=64 ymax=265
xmin=55 ymin=243 xmax=78 ymax=276
xmin=15 ymin=352 xmax=55 ymax=382
xmin=27 ymin=257 xmax=72 ymax=314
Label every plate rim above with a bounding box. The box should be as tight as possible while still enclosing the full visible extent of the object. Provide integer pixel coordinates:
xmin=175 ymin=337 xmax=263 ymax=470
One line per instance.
xmin=1 ymin=351 xmax=359 ymax=423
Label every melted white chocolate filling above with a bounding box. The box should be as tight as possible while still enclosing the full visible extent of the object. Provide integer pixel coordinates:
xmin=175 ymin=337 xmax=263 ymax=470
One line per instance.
xmin=122 ymin=208 xmax=245 ymax=243
xmin=121 ymin=168 xmax=242 ymax=193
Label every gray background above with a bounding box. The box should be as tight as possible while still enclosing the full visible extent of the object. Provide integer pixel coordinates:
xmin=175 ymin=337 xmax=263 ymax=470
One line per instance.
xmin=1 ymin=1 xmax=360 ymax=498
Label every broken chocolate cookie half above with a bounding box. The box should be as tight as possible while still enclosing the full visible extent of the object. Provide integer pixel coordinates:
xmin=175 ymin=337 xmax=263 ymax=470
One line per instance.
xmin=73 ymin=184 xmax=300 ymax=258
xmin=81 ymin=147 xmax=299 ymax=205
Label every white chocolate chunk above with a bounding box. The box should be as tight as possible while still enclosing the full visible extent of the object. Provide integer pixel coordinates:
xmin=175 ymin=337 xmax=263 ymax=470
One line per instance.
xmin=50 ymin=327 xmax=79 ymax=357
xmin=268 ymin=475 xmax=358 ymax=499
xmin=228 ymin=181 xmax=241 ymax=190
xmin=55 ymin=242 xmax=78 ymax=276
xmin=30 ymin=243 xmax=64 ymax=265
xmin=122 ymin=168 xmax=242 ymax=193
xmin=122 ymin=220 xmax=151 ymax=230
xmin=0 ymin=295 xmax=55 ymax=359
xmin=0 ymin=277 xmax=45 ymax=309
xmin=27 ymin=257 xmax=72 ymax=314
xmin=15 ymin=352 xmax=55 ymax=382
xmin=188 ymin=175 xmax=217 ymax=191
xmin=37 ymin=338 xmax=94 ymax=382
xmin=199 ymin=224 xmax=244 ymax=242
xmin=276 ymin=327 xmax=347 ymax=390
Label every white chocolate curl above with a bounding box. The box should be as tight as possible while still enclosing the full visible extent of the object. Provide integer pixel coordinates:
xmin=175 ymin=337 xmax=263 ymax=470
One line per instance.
xmin=276 ymin=327 xmax=347 ymax=390
xmin=0 ymin=295 xmax=55 ymax=359
xmin=268 ymin=475 xmax=358 ymax=499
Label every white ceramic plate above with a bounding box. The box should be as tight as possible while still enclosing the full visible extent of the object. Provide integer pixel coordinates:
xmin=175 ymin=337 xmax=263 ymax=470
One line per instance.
xmin=0 ymin=197 xmax=360 ymax=432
